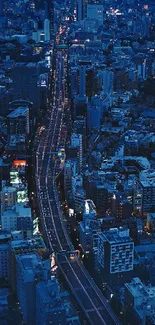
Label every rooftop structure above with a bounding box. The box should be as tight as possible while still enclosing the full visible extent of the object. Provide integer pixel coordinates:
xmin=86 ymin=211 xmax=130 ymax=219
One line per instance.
xmin=125 ymin=277 xmax=155 ymax=324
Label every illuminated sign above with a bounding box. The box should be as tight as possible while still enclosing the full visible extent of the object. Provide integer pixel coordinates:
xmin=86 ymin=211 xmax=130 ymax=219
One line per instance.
xmin=13 ymin=160 xmax=26 ymax=167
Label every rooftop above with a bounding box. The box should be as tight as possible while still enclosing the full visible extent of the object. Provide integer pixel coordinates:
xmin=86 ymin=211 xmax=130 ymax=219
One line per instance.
xmin=100 ymin=227 xmax=132 ymax=244
xmin=10 ymin=235 xmax=46 ymax=251
xmin=7 ymin=106 xmax=29 ymax=118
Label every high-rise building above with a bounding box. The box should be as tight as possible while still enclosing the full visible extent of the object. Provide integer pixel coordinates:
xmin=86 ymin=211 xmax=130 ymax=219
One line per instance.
xmin=102 ymin=69 xmax=114 ymax=94
xmin=0 ymin=183 xmax=17 ymax=215
xmin=74 ymin=187 xmax=86 ymax=214
xmin=139 ymin=169 xmax=155 ymax=216
xmin=73 ymin=117 xmax=86 ymax=151
xmin=71 ymin=133 xmax=83 ymax=171
xmin=7 ymin=107 xmax=30 ymax=136
xmin=87 ymin=96 xmax=102 ymax=130
xmin=74 ymin=95 xmax=88 ymax=118
xmin=45 ymin=0 xmax=54 ymax=40
xmin=9 ymin=235 xmax=48 ymax=294
xmin=64 ymin=160 xmax=77 ymax=202
xmin=36 ymin=277 xmax=67 ymax=325
xmin=44 ymin=19 xmax=50 ymax=42
xmin=16 ymin=253 xmax=50 ymax=325
xmin=0 ymin=231 xmax=11 ymax=281
xmin=98 ymin=227 xmax=134 ymax=284
xmin=78 ymin=60 xmax=94 ymax=99
xmin=12 ymin=62 xmax=46 ymax=115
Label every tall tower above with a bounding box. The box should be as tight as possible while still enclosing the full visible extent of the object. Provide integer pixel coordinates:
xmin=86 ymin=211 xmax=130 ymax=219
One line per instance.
xmin=79 ymin=65 xmax=86 ymax=97
xmin=45 ymin=0 xmax=54 ymax=40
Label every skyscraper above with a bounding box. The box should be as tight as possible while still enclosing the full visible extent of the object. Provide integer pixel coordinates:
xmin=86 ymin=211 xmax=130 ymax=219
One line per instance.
xmin=45 ymin=0 xmax=54 ymax=40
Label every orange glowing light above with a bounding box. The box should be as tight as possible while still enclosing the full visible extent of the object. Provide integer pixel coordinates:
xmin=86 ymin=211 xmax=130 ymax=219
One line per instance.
xmin=13 ymin=160 xmax=26 ymax=167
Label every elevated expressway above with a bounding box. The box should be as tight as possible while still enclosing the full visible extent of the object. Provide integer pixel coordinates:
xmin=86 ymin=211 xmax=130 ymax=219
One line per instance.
xmin=35 ymin=44 xmax=120 ymax=325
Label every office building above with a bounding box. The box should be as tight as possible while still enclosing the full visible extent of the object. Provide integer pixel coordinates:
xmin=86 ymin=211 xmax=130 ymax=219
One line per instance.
xmin=44 ymin=19 xmax=50 ymax=42
xmin=95 ymin=185 xmax=109 ymax=216
xmin=87 ymin=96 xmax=102 ymax=130
xmin=0 ymin=232 xmax=11 ymax=280
xmin=74 ymin=95 xmax=88 ymax=118
xmin=66 ymin=146 xmax=80 ymax=170
xmin=78 ymin=61 xmax=94 ymax=99
xmin=139 ymin=169 xmax=155 ymax=216
xmin=16 ymin=253 xmax=50 ymax=325
xmin=70 ymin=67 xmax=78 ymax=99
xmin=79 ymin=218 xmax=101 ymax=254
xmin=45 ymin=0 xmax=54 ymax=39
xmin=79 ymin=65 xmax=86 ymax=97
xmin=38 ymin=73 xmax=49 ymax=114
xmin=102 ymin=69 xmax=114 ymax=95
xmin=73 ymin=117 xmax=86 ymax=150
xmin=125 ymin=277 xmax=155 ymax=325
xmin=71 ymin=133 xmax=83 ymax=171
xmin=36 ymin=277 xmax=67 ymax=325
xmin=64 ymin=160 xmax=77 ymax=203
xmin=9 ymin=235 xmax=47 ymax=294
xmin=72 ymin=175 xmax=83 ymax=200
xmin=112 ymin=194 xmax=133 ymax=219
xmin=98 ymin=228 xmax=134 ymax=284
xmin=87 ymin=4 xmax=103 ymax=25
xmin=1 ymin=203 xmax=32 ymax=237
xmin=12 ymin=62 xmax=45 ymax=115
xmin=7 ymin=107 xmax=30 ymax=135
xmin=74 ymin=187 xmax=86 ymax=214
xmin=0 ymin=183 xmax=17 ymax=215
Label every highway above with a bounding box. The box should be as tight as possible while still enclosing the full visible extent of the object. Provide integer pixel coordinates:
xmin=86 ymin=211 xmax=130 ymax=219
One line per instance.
xmin=35 ymin=26 xmax=120 ymax=325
